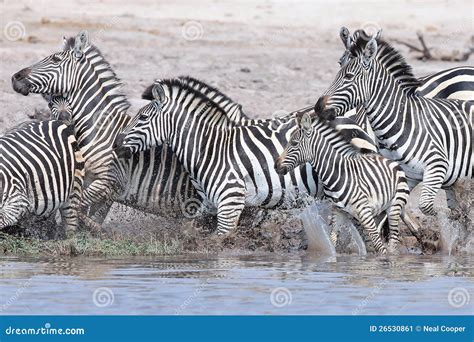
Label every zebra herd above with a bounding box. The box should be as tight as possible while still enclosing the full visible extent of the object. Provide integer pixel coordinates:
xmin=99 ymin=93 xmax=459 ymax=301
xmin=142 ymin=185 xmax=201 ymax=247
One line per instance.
xmin=2 ymin=27 xmax=473 ymax=254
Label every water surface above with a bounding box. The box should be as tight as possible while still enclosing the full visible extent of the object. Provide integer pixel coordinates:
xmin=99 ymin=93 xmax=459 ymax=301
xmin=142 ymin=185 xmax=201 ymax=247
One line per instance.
xmin=0 ymin=254 xmax=472 ymax=315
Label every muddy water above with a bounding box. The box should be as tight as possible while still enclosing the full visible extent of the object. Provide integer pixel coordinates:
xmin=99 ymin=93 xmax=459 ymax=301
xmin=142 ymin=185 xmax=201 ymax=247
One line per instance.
xmin=0 ymin=254 xmax=472 ymax=315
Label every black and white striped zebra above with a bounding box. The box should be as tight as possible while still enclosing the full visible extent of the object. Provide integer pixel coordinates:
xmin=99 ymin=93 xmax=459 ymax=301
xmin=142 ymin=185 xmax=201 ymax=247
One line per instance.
xmin=0 ymin=120 xmax=85 ymax=235
xmin=44 ymin=95 xmax=73 ymax=125
xmin=323 ymin=34 xmax=473 ymax=216
xmin=11 ymin=31 xmax=262 ymax=226
xmin=116 ymin=78 xmax=322 ymax=235
xmin=275 ymin=97 xmax=409 ymax=254
xmin=11 ymin=31 xmax=207 ymax=225
xmin=338 ymin=28 xmax=474 ymax=135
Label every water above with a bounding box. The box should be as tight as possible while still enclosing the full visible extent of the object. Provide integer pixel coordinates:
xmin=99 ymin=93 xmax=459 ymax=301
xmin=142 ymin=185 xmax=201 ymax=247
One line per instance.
xmin=0 ymin=254 xmax=472 ymax=315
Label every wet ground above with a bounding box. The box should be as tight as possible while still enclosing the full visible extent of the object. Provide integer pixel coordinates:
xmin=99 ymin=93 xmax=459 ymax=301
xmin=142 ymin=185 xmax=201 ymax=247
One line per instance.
xmin=0 ymin=254 xmax=472 ymax=315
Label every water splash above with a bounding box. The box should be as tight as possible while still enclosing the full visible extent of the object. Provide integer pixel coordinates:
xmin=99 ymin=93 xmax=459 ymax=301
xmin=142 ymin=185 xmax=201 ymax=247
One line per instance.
xmin=332 ymin=211 xmax=367 ymax=255
xmin=438 ymin=211 xmax=461 ymax=256
xmin=299 ymin=202 xmax=336 ymax=256
xmin=299 ymin=201 xmax=368 ymax=255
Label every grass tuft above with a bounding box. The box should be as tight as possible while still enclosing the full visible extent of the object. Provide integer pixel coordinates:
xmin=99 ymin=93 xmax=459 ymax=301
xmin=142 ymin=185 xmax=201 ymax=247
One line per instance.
xmin=0 ymin=231 xmax=183 ymax=257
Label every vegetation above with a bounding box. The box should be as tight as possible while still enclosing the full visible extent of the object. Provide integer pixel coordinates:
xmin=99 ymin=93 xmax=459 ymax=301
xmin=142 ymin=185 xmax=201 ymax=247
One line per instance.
xmin=0 ymin=231 xmax=183 ymax=257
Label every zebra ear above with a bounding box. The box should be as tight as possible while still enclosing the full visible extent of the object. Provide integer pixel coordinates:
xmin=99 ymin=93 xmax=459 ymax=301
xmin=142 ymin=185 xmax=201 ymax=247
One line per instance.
xmin=152 ymin=83 xmax=166 ymax=103
xmin=362 ymin=38 xmax=377 ymax=68
xmin=300 ymin=113 xmax=312 ymax=132
xmin=340 ymin=27 xmax=351 ymax=49
xmin=74 ymin=31 xmax=89 ymax=59
xmin=374 ymin=29 xmax=383 ymax=40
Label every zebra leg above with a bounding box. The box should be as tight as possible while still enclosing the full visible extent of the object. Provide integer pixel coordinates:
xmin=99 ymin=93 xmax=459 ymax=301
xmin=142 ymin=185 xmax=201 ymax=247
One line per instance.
xmin=419 ymin=158 xmax=448 ymax=215
xmin=386 ymin=201 xmax=405 ymax=254
xmin=216 ymin=198 xmax=246 ymax=236
xmin=60 ymin=165 xmax=85 ymax=238
xmin=0 ymin=189 xmax=30 ymax=229
xmin=357 ymin=207 xmax=387 ymax=254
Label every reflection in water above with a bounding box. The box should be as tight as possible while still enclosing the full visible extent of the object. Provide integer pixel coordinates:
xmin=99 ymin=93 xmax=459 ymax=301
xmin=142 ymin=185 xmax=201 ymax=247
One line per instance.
xmin=0 ymin=254 xmax=472 ymax=315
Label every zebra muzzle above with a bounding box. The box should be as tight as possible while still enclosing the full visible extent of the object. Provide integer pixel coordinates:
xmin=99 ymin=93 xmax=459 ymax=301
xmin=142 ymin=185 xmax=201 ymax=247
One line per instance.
xmin=274 ymin=159 xmax=289 ymax=175
xmin=11 ymin=68 xmax=31 ymax=96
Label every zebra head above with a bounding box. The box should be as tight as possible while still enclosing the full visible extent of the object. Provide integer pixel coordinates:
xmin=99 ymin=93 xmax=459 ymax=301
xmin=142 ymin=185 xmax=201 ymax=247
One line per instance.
xmin=275 ymin=112 xmax=314 ymax=175
xmin=12 ymin=31 xmax=90 ymax=97
xmin=42 ymin=95 xmax=73 ymax=125
xmin=115 ymin=83 xmax=167 ymax=158
xmin=338 ymin=27 xmax=382 ymax=67
xmin=324 ymin=36 xmax=380 ymax=117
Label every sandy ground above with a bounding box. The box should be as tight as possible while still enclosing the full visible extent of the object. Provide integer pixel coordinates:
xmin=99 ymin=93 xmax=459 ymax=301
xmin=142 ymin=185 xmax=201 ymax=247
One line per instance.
xmin=0 ymin=0 xmax=472 ymax=252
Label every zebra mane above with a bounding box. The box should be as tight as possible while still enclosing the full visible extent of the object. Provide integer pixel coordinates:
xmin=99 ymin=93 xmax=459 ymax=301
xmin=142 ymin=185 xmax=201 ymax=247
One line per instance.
xmin=313 ymin=97 xmax=377 ymax=153
xmin=350 ymin=36 xmax=421 ymax=92
xmin=319 ymin=116 xmax=378 ymax=154
xmin=142 ymin=77 xmax=247 ymax=123
xmin=3 ymin=120 xmax=66 ymax=137
xmin=142 ymin=76 xmax=248 ymax=119
xmin=63 ymin=36 xmax=131 ymax=112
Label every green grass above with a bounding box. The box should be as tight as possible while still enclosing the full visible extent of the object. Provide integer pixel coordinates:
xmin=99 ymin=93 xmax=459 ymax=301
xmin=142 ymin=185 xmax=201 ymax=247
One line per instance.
xmin=0 ymin=231 xmax=183 ymax=257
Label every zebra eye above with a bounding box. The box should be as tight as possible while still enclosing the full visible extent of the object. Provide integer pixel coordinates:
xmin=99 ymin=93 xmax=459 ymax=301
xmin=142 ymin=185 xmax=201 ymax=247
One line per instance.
xmin=344 ymin=72 xmax=355 ymax=80
xmin=52 ymin=55 xmax=62 ymax=63
xmin=290 ymin=139 xmax=299 ymax=147
xmin=138 ymin=114 xmax=149 ymax=121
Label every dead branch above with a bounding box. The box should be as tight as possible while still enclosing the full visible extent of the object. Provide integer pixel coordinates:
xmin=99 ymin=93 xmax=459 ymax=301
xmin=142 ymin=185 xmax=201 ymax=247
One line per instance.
xmin=393 ymin=32 xmax=473 ymax=62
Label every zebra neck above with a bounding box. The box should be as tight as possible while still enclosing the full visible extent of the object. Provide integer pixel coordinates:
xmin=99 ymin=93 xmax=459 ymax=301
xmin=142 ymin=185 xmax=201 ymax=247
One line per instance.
xmin=66 ymin=71 xmax=130 ymax=151
xmin=364 ymin=76 xmax=417 ymax=142
xmin=309 ymin=126 xmax=356 ymax=186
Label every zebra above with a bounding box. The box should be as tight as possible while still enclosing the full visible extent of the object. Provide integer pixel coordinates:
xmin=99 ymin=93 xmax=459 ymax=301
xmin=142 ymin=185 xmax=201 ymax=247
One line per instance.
xmin=115 ymin=78 xmax=323 ymax=235
xmin=43 ymin=95 xmax=73 ymax=124
xmin=275 ymin=96 xmax=409 ymax=254
xmin=11 ymin=31 xmax=264 ymax=227
xmin=0 ymin=120 xmax=85 ymax=236
xmin=322 ymin=34 xmax=473 ymax=217
xmin=11 ymin=31 xmax=209 ymax=227
xmin=338 ymin=27 xmax=474 ymax=135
